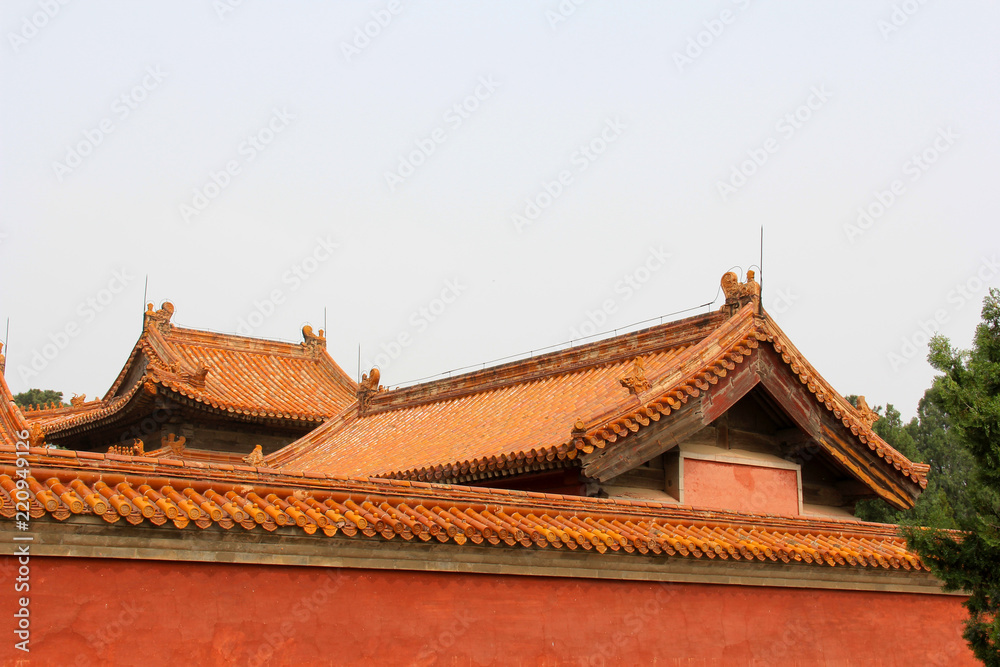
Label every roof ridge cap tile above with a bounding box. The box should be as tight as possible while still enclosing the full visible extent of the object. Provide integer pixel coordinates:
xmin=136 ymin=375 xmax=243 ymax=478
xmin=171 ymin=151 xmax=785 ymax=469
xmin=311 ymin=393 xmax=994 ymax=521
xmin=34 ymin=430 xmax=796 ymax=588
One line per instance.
xmin=162 ymin=327 xmax=355 ymax=370
xmin=370 ymin=311 xmax=727 ymax=410
xmin=40 ymin=381 xmax=149 ymax=436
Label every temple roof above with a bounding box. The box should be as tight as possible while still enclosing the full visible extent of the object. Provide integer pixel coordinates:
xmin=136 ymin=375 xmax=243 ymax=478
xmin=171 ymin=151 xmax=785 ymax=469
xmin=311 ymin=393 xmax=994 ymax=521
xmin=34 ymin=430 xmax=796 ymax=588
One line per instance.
xmin=20 ymin=400 xmax=104 ymax=429
xmin=0 ymin=444 xmax=928 ymax=573
xmin=0 ymin=345 xmax=29 ymax=447
xmin=268 ymin=308 xmax=727 ymax=477
xmin=0 ymin=273 xmax=940 ymax=581
xmin=31 ymin=302 xmax=358 ymax=441
xmin=268 ymin=281 xmax=928 ymax=509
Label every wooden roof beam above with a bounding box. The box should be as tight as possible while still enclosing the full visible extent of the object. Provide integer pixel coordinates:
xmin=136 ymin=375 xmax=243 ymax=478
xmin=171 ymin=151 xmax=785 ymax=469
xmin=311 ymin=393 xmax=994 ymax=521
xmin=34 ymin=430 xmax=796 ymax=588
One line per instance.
xmin=580 ymin=398 xmax=704 ymax=481
xmin=581 ymin=354 xmax=764 ymax=482
xmin=754 ymin=345 xmax=919 ymax=510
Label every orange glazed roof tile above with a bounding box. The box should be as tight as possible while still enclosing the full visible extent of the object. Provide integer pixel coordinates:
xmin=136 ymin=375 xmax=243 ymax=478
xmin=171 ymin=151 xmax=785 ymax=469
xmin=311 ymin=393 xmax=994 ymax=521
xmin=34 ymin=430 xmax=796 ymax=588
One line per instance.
xmin=20 ymin=399 xmax=104 ymax=428
xmin=35 ymin=302 xmax=358 ymax=440
xmin=267 ymin=308 xmax=728 ymax=477
xmin=140 ymin=433 xmax=249 ymax=464
xmin=0 ymin=444 xmax=928 ymax=572
xmin=268 ymin=297 xmax=927 ymax=506
xmin=0 ymin=346 xmax=29 ymax=447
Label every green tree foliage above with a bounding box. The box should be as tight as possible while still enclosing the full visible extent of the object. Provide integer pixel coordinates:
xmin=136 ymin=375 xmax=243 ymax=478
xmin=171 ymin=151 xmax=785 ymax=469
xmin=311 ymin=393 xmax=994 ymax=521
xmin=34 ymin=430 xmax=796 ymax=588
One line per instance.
xmin=12 ymin=388 xmax=65 ymax=409
xmin=904 ymin=288 xmax=1000 ymax=665
xmin=854 ymin=396 xmax=977 ymax=529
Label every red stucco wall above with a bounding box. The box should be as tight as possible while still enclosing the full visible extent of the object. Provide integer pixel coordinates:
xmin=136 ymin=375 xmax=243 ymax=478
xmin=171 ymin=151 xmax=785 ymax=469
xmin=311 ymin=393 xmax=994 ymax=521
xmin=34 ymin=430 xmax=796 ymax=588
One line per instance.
xmin=1 ymin=556 xmax=974 ymax=666
xmin=684 ymin=458 xmax=800 ymax=515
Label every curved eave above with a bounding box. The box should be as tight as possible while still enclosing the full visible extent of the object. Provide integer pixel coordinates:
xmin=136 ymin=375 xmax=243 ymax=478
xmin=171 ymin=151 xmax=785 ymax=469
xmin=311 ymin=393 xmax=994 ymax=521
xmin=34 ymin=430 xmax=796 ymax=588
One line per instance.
xmin=380 ymin=305 xmax=928 ymax=504
xmin=43 ymin=380 xmax=333 ymax=444
xmin=155 ymin=382 xmax=331 ymax=428
xmin=0 ymin=446 xmax=933 ymax=573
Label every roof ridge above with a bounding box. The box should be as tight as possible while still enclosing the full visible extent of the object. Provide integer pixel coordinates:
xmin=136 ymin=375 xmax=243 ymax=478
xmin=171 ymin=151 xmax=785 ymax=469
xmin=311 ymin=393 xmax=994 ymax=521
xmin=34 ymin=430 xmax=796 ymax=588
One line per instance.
xmin=162 ymin=325 xmax=323 ymax=357
xmin=103 ymin=331 xmax=148 ymax=400
xmin=41 ymin=304 xmax=358 ymax=442
xmin=265 ymin=404 xmax=361 ymax=467
xmin=365 ymin=309 xmax=727 ymax=414
xmin=36 ymin=383 xmax=145 ymax=436
xmin=19 ymin=400 xmax=101 ymax=416
xmin=373 ymin=307 xmax=761 ymax=484
xmin=0 ymin=369 xmax=28 ymax=446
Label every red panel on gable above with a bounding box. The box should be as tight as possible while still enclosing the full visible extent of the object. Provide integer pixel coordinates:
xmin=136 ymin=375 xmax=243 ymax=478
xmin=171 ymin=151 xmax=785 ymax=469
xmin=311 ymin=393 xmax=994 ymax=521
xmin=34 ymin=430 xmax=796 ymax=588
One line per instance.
xmin=684 ymin=458 xmax=798 ymax=516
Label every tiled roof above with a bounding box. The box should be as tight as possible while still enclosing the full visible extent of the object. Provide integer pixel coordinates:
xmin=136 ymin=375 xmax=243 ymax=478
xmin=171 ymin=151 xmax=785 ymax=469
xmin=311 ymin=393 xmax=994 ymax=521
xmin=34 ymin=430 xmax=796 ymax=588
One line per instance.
xmin=268 ymin=309 xmax=727 ymax=477
xmin=0 ymin=348 xmax=28 ymax=447
xmin=35 ymin=302 xmax=358 ymax=439
xmin=758 ymin=316 xmax=930 ymax=485
xmin=20 ymin=400 xmax=104 ymax=428
xmin=269 ymin=302 xmax=928 ymax=498
xmin=138 ymin=434 xmax=249 ymax=464
xmin=0 ymin=445 xmax=928 ymax=572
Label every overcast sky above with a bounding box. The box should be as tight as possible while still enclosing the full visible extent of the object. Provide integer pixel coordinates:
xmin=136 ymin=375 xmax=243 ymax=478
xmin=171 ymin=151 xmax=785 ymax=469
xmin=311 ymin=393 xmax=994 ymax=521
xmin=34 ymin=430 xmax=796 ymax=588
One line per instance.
xmin=1 ymin=2 xmax=997 ymax=421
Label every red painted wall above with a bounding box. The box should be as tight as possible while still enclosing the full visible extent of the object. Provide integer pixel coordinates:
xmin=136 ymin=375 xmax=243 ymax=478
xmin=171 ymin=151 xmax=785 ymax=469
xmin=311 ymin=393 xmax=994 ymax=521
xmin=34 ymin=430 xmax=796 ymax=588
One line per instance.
xmin=684 ymin=458 xmax=800 ymax=515
xmin=2 ymin=556 xmax=974 ymax=666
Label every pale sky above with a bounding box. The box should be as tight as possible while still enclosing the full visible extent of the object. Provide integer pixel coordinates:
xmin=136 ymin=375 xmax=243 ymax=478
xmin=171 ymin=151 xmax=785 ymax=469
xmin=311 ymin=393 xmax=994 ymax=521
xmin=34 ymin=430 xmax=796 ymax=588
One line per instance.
xmin=1 ymin=2 xmax=998 ymax=421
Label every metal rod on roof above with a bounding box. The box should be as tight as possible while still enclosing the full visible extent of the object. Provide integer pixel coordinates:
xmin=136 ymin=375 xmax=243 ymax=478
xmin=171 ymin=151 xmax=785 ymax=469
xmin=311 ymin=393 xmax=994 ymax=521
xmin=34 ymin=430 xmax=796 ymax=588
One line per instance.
xmin=391 ymin=298 xmax=716 ymax=387
xmin=143 ymin=274 xmax=148 ymax=308
xmin=758 ymin=226 xmax=764 ymax=316
xmin=324 ymin=307 xmax=327 ymax=336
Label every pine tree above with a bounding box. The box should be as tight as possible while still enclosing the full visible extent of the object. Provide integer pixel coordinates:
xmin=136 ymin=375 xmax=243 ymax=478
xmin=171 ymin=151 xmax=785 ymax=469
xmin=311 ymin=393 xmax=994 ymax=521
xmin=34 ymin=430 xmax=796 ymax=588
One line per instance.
xmin=12 ymin=388 xmax=65 ymax=409
xmin=906 ymin=288 xmax=1000 ymax=665
xmin=854 ymin=396 xmax=976 ymax=529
